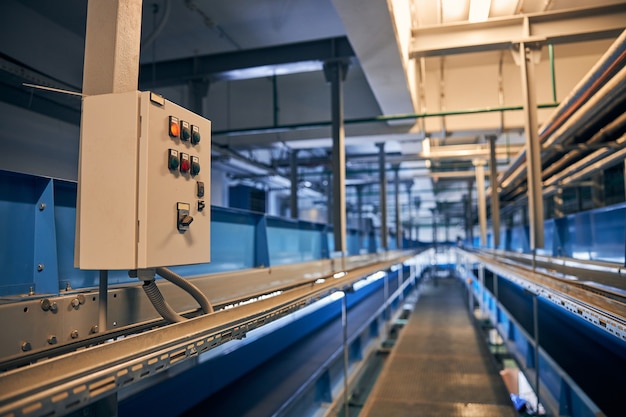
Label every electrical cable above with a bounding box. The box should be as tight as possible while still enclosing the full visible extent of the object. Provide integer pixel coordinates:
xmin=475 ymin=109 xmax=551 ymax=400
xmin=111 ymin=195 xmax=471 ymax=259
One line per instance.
xmin=156 ymin=267 xmax=214 ymax=314
xmin=142 ymin=279 xmax=184 ymax=323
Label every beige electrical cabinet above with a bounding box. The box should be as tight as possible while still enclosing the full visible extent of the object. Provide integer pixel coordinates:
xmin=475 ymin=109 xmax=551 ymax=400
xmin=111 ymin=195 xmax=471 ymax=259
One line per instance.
xmin=75 ymin=91 xmax=211 ymax=269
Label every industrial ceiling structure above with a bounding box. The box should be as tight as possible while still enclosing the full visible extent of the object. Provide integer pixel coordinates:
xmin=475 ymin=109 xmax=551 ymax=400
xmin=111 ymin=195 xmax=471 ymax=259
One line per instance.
xmin=1 ymin=0 xmax=625 ymax=242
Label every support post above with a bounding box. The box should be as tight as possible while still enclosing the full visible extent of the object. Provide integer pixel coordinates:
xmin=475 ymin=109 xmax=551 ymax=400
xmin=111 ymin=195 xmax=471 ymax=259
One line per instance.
xmin=324 ymin=61 xmax=349 ymax=255
xmin=518 ymin=41 xmax=545 ymax=250
xmin=474 ymin=160 xmax=488 ymax=247
xmin=342 ymin=293 xmax=350 ymax=417
xmin=488 ymin=136 xmax=501 ymax=248
xmin=356 ymin=185 xmax=364 ymax=249
xmin=82 ymin=0 xmax=142 ymax=95
xmin=393 ymin=165 xmax=402 ymax=250
xmin=532 ymin=292 xmax=541 ymax=411
xmin=99 ymin=270 xmax=108 ymax=332
xmin=377 ymin=143 xmax=388 ymax=251
xmin=82 ymin=0 xmax=144 ymax=332
xmin=405 ymin=181 xmax=414 ymax=245
xmin=290 ymin=150 xmax=299 ymax=219
xmin=467 ymin=181 xmax=474 ymax=245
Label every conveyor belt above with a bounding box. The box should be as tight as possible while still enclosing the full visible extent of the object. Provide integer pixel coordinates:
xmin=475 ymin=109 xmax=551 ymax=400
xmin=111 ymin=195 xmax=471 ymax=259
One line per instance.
xmin=360 ymin=278 xmax=517 ymax=417
xmin=179 ymin=282 xmax=392 ymax=417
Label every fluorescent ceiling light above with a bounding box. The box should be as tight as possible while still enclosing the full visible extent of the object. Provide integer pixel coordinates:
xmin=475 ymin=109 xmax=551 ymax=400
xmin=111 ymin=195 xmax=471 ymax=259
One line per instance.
xmin=469 ymin=0 xmax=491 ymax=22
xmin=215 ymin=61 xmax=323 ymax=81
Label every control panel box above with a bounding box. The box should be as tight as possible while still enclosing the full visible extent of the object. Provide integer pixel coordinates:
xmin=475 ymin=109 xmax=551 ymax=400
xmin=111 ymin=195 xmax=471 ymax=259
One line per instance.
xmin=75 ymin=91 xmax=211 ymax=269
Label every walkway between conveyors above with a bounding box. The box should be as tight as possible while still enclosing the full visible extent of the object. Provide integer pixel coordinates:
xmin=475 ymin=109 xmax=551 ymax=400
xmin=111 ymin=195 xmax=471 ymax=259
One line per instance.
xmin=360 ymin=277 xmax=517 ymax=417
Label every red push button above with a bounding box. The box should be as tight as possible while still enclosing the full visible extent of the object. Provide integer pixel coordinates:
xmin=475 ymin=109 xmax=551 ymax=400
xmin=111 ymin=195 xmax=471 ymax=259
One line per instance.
xmin=180 ymin=152 xmax=190 ymax=173
xmin=169 ymin=116 xmax=180 ymax=138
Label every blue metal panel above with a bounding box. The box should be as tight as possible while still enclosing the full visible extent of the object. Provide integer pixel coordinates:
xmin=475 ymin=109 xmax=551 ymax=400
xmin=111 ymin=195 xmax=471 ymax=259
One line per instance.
xmin=553 ymin=216 xmax=571 ymax=257
xmin=347 ymin=229 xmax=360 ymax=255
xmin=266 ymin=217 xmax=324 ymax=265
xmin=536 ymin=219 xmax=554 ymax=256
xmin=255 ymin=215 xmax=270 ymax=267
xmin=538 ymin=297 xmax=626 ymax=417
xmin=0 ymin=171 xmax=37 ymax=296
xmin=502 ymin=202 xmax=626 ymax=262
xmin=33 ymin=179 xmax=59 ymax=294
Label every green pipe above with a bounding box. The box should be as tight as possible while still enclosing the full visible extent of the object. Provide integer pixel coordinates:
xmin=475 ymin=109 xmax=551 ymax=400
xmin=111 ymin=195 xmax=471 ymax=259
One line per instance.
xmin=299 ymin=163 xmax=510 ymax=178
xmin=549 ymin=44 xmax=557 ymax=103
xmin=213 ymin=102 xmax=560 ymax=136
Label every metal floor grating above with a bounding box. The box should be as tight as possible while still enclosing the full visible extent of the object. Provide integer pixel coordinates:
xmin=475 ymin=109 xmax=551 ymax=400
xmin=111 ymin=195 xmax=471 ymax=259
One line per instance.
xmin=360 ymin=278 xmax=517 ymax=417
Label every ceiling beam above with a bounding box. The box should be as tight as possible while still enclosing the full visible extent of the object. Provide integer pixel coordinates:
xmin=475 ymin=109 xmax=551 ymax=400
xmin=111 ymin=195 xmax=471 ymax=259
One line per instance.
xmin=332 ymin=0 xmax=417 ymax=115
xmin=411 ymin=4 xmax=626 ymax=58
xmin=138 ymin=37 xmax=355 ymax=88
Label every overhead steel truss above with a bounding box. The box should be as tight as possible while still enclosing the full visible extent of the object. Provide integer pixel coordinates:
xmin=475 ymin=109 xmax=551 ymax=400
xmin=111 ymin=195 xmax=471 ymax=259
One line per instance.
xmin=410 ymin=4 xmax=626 ymax=58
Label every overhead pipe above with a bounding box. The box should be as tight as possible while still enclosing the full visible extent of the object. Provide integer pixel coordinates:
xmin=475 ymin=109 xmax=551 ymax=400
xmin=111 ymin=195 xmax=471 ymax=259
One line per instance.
xmin=501 ymin=63 xmax=626 ymax=194
xmin=544 ymin=133 xmax=626 ymax=192
xmin=499 ymin=29 xmax=626 ymax=193
xmin=501 ymin=132 xmax=626 ymax=214
xmin=541 ymin=112 xmax=626 ymax=180
xmin=212 ymin=103 xmax=559 ymax=137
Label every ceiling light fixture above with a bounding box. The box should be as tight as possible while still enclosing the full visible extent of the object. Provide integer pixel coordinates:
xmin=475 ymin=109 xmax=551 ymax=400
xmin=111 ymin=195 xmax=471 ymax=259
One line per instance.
xmin=469 ymin=0 xmax=491 ymax=22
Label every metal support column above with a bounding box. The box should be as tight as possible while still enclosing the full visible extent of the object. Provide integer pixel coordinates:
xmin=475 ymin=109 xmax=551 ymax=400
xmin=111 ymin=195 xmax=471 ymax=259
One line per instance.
xmin=188 ymin=78 xmax=210 ymax=116
xmin=327 ymin=172 xmax=333 ymax=226
xmin=98 ymin=270 xmax=108 ymax=332
xmin=356 ymin=185 xmax=364 ymax=247
xmin=290 ymin=150 xmax=299 ymax=219
xmin=83 ymin=0 xmax=143 ymax=335
xmin=474 ymin=160 xmax=487 ymax=247
xmin=405 ymin=181 xmax=413 ymax=243
xmin=532 ymin=292 xmax=541 ymax=411
xmin=467 ymin=181 xmax=474 ymax=244
xmin=82 ymin=0 xmax=142 ymax=95
xmin=341 ymin=293 xmax=350 ymax=417
xmin=324 ymin=61 xmax=349 ymax=255
xmin=488 ymin=136 xmax=501 ymax=248
xmin=518 ymin=41 xmax=545 ymax=250
xmin=478 ymin=265 xmax=486 ymax=320
xmin=377 ymin=143 xmax=388 ymax=251
xmin=393 ymin=165 xmax=402 ymax=249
